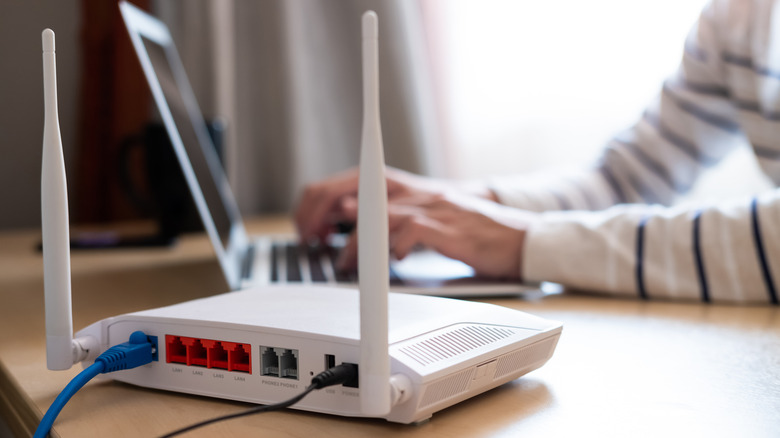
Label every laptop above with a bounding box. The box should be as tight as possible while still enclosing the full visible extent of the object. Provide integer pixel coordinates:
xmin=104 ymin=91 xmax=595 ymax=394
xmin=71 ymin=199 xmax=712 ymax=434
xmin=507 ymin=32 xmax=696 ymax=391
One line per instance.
xmin=120 ymin=5 xmax=559 ymax=297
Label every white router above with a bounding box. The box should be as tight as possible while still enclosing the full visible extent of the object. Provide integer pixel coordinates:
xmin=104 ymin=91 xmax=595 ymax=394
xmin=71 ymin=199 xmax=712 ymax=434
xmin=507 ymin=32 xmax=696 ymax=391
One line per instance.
xmin=41 ymin=14 xmax=562 ymax=425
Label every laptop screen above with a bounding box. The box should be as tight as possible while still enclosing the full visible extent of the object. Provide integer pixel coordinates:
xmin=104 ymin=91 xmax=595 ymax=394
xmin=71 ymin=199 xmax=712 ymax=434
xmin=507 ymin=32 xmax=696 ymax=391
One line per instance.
xmin=121 ymin=1 xmax=250 ymax=289
xmin=140 ymin=36 xmax=233 ymax=248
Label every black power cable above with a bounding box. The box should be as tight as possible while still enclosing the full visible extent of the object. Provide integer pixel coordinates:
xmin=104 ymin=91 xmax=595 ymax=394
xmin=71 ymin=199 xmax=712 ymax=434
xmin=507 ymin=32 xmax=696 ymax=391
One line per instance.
xmin=160 ymin=363 xmax=359 ymax=438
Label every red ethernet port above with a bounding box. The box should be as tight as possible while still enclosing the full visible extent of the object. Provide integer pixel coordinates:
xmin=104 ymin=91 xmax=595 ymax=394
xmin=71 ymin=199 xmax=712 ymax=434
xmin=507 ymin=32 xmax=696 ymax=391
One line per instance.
xmin=166 ymin=335 xmax=251 ymax=374
xmin=201 ymin=340 xmax=229 ymax=370
xmin=222 ymin=342 xmax=252 ymax=373
xmin=181 ymin=337 xmax=207 ymax=367
xmin=165 ymin=335 xmax=187 ymax=365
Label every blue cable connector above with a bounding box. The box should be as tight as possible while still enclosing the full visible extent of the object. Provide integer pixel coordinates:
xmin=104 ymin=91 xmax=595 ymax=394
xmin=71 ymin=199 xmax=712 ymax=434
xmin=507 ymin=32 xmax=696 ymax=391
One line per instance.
xmin=34 ymin=331 xmax=156 ymax=438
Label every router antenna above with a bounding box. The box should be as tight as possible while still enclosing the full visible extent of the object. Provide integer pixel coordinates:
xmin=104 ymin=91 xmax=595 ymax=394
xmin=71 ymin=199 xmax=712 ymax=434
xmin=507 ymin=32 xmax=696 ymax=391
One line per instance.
xmin=357 ymin=11 xmax=391 ymax=416
xmin=41 ymin=29 xmax=95 ymax=370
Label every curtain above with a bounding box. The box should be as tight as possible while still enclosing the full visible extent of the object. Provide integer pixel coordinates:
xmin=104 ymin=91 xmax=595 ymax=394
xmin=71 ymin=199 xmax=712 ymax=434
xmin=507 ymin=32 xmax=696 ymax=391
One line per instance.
xmin=76 ymin=0 xmax=151 ymax=222
xmin=156 ymin=0 xmax=443 ymax=215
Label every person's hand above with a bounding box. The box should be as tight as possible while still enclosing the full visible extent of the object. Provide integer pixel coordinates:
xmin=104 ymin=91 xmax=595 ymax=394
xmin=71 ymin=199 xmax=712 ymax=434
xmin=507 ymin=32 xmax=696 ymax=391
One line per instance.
xmin=295 ymin=167 xmax=497 ymax=243
xmin=335 ymin=193 xmax=536 ymax=280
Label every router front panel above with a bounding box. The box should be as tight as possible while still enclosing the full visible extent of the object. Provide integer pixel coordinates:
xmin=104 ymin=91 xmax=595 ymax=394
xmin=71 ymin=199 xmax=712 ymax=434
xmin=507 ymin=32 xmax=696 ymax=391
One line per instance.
xmin=81 ymin=318 xmax=366 ymax=416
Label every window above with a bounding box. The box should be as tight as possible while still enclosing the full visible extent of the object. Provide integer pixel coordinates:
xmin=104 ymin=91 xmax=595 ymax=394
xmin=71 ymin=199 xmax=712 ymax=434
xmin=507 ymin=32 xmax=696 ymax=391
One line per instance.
xmin=431 ymin=0 xmax=709 ymax=179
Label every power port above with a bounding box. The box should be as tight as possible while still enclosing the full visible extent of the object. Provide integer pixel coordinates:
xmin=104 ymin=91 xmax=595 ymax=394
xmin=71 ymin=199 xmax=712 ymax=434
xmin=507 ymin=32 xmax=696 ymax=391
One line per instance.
xmin=342 ymin=363 xmax=359 ymax=388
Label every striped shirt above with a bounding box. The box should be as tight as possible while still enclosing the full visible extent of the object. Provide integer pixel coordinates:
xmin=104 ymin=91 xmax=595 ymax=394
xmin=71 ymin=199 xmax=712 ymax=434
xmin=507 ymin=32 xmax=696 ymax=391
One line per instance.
xmin=490 ymin=0 xmax=780 ymax=304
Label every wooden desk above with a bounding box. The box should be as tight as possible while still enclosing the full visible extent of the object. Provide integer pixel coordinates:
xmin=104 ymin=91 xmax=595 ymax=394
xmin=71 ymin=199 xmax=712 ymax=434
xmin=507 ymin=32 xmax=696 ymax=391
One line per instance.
xmin=1 ymin=217 xmax=778 ymax=437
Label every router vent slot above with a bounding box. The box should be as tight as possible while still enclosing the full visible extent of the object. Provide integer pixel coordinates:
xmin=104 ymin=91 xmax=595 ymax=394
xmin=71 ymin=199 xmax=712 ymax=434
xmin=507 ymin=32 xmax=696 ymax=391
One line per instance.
xmin=418 ymin=367 xmax=474 ymax=409
xmin=399 ymin=325 xmax=517 ymax=366
xmin=494 ymin=338 xmax=554 ymax=379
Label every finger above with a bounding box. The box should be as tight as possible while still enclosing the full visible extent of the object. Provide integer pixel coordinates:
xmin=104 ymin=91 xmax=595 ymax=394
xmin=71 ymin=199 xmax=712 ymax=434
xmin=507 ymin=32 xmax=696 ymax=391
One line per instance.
xmin=295 ymin=169 xmax=359 ymax=241
xmin=384 ymin=166 xmax=413 ymax=198
xmin=338 ymin=202 xmax=419 ymax=267
xmin=336 ymin=208 xmax=419 ymax=271
xmin=297 ymin=166 xmax=436 ymax=242
xmin=297 ymin=167 xmax=407 ymax=241
xmin=389 ymin=192 xmax=467 ymax=217
xmin=296 ymin=170 xmax=357 ymax=238
xmin=389 ymin=193 xmax=441 ymax=208
xmin=338 ymin=196 xmax=359 ymax=223
xmin=388 ymin=210 xmax=452 ymax=260
xmin=388 ymin=195 xmax=469 ymax=231
xmin=391 ymin=216 xmax=428 ymax=260
xmin=341 ymin=195 xmax=432 ymax=227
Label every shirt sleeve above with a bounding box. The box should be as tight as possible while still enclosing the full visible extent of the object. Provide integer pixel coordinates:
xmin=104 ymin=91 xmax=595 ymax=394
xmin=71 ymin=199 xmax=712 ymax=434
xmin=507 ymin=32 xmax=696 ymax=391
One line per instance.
xmin=491 ymin=0 xmax=780 ymax=304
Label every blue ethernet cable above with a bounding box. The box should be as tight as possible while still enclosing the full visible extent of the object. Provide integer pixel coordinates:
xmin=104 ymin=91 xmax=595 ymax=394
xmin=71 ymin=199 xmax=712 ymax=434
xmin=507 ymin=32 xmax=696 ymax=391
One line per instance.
xmin=34 ymin=331 xmax=156 ymax=438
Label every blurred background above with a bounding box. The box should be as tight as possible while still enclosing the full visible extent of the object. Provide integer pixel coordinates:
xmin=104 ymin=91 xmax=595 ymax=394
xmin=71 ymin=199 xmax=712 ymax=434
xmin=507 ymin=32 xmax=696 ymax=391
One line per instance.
xmin=3 ymin=0 xmax=767 ymax=233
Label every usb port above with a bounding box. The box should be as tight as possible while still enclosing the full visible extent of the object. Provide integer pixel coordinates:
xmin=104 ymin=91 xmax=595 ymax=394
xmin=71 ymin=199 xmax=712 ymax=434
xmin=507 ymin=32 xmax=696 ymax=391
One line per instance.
xmin=324 ymin=354 xmax=336 ymax=371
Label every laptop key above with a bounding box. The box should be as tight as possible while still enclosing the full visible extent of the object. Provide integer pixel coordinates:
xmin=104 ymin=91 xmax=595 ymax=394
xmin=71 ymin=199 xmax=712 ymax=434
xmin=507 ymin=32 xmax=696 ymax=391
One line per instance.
xmin=324 ymin=246 xmax=355 ymax=283
xmin=306 ymin=246 xmax=327 ymax=282
xmin=285 ymin=243 xmax=302 ymax=282
xmin=270 ymin=243 xmax=279 ymax=282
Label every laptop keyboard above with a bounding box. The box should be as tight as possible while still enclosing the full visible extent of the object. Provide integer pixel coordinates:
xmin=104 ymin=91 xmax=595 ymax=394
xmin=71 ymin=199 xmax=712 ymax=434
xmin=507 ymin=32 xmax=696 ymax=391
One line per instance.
xmin=270 ymin=242 xmax=356 ymax=284
xmin=268 ymin=241 xmax=398 ymax=284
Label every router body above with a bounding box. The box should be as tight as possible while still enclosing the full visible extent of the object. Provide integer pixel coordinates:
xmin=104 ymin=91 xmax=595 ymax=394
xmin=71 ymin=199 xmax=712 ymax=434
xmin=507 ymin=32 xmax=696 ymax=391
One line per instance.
xmin=76 ymin=286 xmax=561 ymax=424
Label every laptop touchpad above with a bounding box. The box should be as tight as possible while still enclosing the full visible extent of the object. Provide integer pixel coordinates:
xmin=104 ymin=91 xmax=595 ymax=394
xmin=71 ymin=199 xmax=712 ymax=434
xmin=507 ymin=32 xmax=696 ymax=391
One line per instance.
xmin=391 ymin=250 xmax=474 ymax=281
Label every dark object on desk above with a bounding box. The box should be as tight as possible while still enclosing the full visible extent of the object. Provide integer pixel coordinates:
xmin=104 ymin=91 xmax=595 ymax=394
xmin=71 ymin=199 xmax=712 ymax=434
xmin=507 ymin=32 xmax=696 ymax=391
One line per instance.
xmin=119 ymin=120 xmax=226 ymax=235
xmin=37 ymin=120 xmax=226 ymax=252
xmin=67 ymin=120 xmax=226 ymax=250
xmin=69 ymin=231 xmax=176 ymax=249
xmin=35 ymin=231 xmax=176 ymax=252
